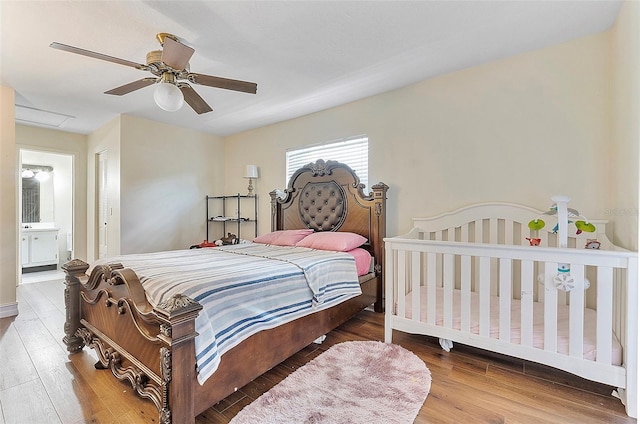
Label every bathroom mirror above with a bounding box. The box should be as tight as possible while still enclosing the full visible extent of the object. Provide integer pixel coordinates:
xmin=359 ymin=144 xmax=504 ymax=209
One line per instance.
xmin=21 ymin=165 xmax=54 ymax=224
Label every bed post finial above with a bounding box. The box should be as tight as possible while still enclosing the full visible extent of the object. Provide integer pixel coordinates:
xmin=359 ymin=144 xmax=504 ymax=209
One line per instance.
xmin=62 ymin=259 xmax=90 ymax=353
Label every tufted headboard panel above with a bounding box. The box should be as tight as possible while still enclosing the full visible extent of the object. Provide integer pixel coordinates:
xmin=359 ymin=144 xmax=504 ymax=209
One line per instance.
xmin=298 ymin=181 xmax=347 ymax=231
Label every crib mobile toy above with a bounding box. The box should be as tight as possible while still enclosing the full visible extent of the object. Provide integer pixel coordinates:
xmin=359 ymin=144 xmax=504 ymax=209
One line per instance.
xmin=527 ymin=195 xmax=597 ymax=292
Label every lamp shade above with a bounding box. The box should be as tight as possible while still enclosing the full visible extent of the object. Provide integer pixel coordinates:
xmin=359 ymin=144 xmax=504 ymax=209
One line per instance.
xmin=154 ymin=82 xmax=184 ymax=112
xmin=244 ymin=165 xmax=259 ymax=179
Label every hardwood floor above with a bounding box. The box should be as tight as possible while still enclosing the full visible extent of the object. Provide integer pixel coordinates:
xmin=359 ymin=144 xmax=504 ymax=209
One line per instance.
xmin=0 ymin=279 xmax=635 ymax=423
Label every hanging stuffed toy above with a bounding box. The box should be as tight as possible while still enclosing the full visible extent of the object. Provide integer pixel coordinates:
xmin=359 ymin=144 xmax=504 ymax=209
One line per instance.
xmin=528 ymin=196 xmax=596 ymax=293
xmin=553 ymin=263 xmax=575 ymax=292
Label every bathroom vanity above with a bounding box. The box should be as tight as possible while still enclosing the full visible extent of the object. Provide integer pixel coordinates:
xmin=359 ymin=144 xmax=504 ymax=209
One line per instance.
xmin=21 ymin=227 xmax=59 ymax=272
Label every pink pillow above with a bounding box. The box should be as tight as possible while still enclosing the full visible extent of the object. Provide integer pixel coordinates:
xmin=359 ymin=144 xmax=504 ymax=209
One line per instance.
xmin=295 ymin=231 xmax=367 ymax=252
xmin=345 ymin=247 xmax=373 ymax=276
xmin=253 ymin=229 xmax=314 ymax=246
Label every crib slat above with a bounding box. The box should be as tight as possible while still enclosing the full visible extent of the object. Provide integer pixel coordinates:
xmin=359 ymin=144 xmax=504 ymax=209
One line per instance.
xmin=520 ymin=260 xmax=534 ymax=347
xmin=624 ymin=256 xmax=638 ymax=417
xmin=479 ymin=256 xmax=491 ymax=337
xmin=499 ymin=259 xmax=512 ymax=341
xmin=569 ymin=265 xmax=585 ymax=358
xmin=397 ymin=250 xmax=406 ymax=318
xmin=384 ymin=245 xmax=395 ymax=343
xmin=544 ymin=262 xmax=558 ymax=353
xmin=461 ymin=255 xmax=471 ymax=333
xmin=505 ymin=219 xmax=514 ymax=245
xmin=461 ymin=223 xmax=470 ymax=243
xmin=613 ymin=268 xmax=622 ymax=347
xmin=489 ymin=218 xmax=498 ymax=244
xmin=411 ymin=251 xmax=421 ymax=321
xmin=443 ymin=253 xmax=454 ymax=328
xmin=489 ymin=219 xmax=499 ymax=297
xmin=473 ymin=221 xmax=482 ymax=295
xmin=596 ymin=266 xmax=613 ymax=365
xmin=427 ymin=252 xmax=437 ymax=325
xmin=539 ymin=229 xmax=549 ymax=247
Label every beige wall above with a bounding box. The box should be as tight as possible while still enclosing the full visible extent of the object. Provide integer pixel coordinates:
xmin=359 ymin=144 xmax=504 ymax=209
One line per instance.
xmin=16 ymin=125 xmax=88 ymax=261
xmin=86 ymin=115 xmax=225 ymax=259
xmin=119 ymin=115 xmax=225 ymax=254
xmin=0 ymin=86 xmax=17 ymax=316
xmin=611 ymin=0 xmax=640 ymax=251
xmin=225 ymin=31 xmax=621 ymax=245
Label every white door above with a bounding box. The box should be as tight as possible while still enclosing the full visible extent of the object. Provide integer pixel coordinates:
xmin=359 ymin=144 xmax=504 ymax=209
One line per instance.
xmin=97 ymin=151 xmax=108 ymax=259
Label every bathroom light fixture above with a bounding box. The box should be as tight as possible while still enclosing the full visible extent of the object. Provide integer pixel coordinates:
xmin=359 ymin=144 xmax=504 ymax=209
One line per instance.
xmin=21 ymin=164 xmax=53 ymax=180
xmin=153 ymin=73 xmax=184 ymax=112
xmin=35 ymin=171 xmax=50 ymax=182
xmin=244 ymin=165 xmax=259 ymax=196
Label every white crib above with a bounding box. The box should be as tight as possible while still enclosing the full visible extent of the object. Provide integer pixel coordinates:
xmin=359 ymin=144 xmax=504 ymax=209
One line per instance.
xmin=384 ymin=202 xmax=637 ymax=417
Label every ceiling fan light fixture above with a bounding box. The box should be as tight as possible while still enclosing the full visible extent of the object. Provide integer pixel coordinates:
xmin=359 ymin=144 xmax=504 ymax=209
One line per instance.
xmin=50 ymin=33 xmax=257 ymax=115
xmin=154 ymin=81 xmax=184 ymax=112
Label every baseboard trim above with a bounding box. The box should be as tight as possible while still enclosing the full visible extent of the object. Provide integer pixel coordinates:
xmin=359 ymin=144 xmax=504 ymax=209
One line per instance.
xmin=0 ymin=302 xmax=19 ymax=318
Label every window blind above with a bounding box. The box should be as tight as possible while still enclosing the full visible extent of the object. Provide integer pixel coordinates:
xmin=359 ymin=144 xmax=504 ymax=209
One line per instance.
xmin=286 ymin=136 xmax=368 ymax=189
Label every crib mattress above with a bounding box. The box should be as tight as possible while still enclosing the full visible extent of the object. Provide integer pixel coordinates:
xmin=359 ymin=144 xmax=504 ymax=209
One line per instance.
xmin=402 ymin=287 xmax=623 ymax=366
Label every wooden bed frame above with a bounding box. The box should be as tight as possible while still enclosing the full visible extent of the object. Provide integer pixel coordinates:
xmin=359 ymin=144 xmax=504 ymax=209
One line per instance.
xmin=62 ymin=159 xmax=388 ymax=424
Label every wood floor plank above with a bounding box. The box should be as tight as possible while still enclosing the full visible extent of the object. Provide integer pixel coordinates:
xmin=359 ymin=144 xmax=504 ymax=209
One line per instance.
xmin=0 ymin=379 xmax=61 ymax=423
xmin=68 ymin=350 xmax=158 ymax=421
xmin=211 ymin=389 xmax=245 ymax=413
xmin=17 ymin=283 xmax=59 ymax=316
xmin=13 ymin=290 xmax=38 ymax=322
xmin=448 ymin=366 xmax=627 ymax=424
xmin=36 ymin=307 xmax=68 ymax=352
xmin=236 ymin=374 xmax=278 ymax=399
xmin=0 ymin=321 xmax=40 ymax=391
xmin=29 ymin=343 xmax=114 ymax=423
xmin=70 ymin=408 xmax=119 ymax=424
xmin=420 ymin=382 xmax=508 ymax=424
xmin=12 ymin=314 xmax=60 ymax=352
xmin=486 ymin=363 xmax=628 ymax=416
xmin=32 ymin=280 xmax=66 ymax=313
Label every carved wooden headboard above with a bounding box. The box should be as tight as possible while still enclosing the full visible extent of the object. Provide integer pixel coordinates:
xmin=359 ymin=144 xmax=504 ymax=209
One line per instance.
xmin=269 ymin=159 xmax=388 ymax=277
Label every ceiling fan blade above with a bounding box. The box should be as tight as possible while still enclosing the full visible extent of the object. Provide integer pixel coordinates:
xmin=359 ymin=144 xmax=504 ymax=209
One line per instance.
xmin=179 ymin=84 xmax=213 ymax=114
xmin=50 ymin=42 xmax=147 ymax=70
xmin=188 ymin=73 xmax=257 ymax=94
xmin=161 ymin=37 xmax=194 ymax=71
xmin=105 ymin=78 xmax=157 ymax=96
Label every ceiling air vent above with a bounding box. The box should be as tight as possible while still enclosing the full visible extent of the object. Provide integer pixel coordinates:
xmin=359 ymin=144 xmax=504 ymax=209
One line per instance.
xmin=15 ymin=105 xmax=74 ymax=128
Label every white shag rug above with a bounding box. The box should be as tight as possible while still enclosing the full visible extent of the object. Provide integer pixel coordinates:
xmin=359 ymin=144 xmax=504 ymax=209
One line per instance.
xmin=230 ymin=341 xmax=431 ymax=424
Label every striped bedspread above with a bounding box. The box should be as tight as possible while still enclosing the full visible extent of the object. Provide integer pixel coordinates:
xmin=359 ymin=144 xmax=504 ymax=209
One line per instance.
xmin=91 ymin=243 xmax=362 ymax=384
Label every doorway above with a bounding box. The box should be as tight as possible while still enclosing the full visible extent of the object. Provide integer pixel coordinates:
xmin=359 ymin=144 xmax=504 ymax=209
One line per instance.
xmin=19 ymin=149 xmax=73 ymax=284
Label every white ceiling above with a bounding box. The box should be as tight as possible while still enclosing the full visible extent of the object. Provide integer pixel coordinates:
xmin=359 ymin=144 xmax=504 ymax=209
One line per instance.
xmin=0 ymin=1 xmax=623 ymax=137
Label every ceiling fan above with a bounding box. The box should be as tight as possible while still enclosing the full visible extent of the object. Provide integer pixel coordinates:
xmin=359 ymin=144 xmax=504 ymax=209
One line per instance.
xmin=50 ymin=33 xmax=257 ymax=114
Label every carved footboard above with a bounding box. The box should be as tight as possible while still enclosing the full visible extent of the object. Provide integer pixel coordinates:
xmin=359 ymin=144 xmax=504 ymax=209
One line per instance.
xmin=62 ymin=259 xmax=202 ymax=424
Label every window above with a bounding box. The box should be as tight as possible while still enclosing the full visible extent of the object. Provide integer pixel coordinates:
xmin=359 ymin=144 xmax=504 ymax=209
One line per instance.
xmin=286 ymin=136 xmax=368 ymax=189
